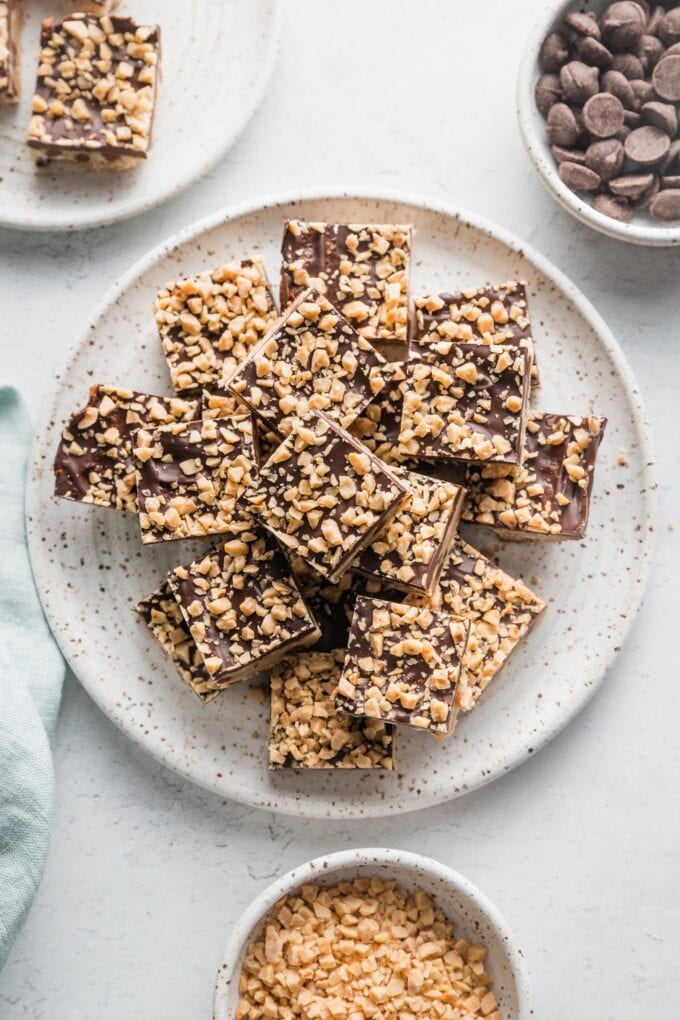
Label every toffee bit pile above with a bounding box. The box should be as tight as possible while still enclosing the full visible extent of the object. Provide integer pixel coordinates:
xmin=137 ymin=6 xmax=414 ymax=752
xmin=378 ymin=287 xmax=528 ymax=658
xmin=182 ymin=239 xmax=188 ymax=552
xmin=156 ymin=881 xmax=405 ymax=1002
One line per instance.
xmin=237 ymin=878 xmax=501 ymax=1020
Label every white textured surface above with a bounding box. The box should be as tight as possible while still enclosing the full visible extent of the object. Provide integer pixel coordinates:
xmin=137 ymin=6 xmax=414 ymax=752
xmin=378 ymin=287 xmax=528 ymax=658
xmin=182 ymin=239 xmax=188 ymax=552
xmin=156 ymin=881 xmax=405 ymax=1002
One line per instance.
xmin=0 ymin=1 xmax=678 ymax=1017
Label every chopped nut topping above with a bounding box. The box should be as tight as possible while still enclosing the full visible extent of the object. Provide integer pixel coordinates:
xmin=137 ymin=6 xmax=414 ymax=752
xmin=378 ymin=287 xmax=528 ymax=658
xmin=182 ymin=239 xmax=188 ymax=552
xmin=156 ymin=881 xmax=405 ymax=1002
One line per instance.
xmin=462 ymin=412 xmax=607 ymax=540
xmin=27 ymin=13 xmax=160 ymax=169
xmin=135 ymin=415 xmax=257 ymax=543
xmin=354 ymin=467 xmax=466 ymax=596
xmin=154 ymin=260 xmax=277 ymax=395
xmin=399 ymin=341 xmax=532 ymax=465
xmin=336 ymin=596 xmax=469 ymax=737
xmin=134 ymin=583 xmax=220 ymax=703
xmin=415 ymin=280 xmax=538 ymax=384
xmin=228 ymin=288 xmax=387 ymax=438
xmin=244 ymin=412 xmax=409 ymax=584
xmin=280 ymin=221 xmax=413 ymax=342
xmin=269 ymin=650 xmax=394 ymax=769
xmin=407 ymin=538 xmax=545 ymax=710
xmin=167 ymin=524 xmax=320 ymax=687
xmin=237 ymin=878 xmax=501 ymax=1020
xmin=350 ymin=360 xmax=432 ymax=469
xmin=53 ymin=384 xmax=198 ymax=513
xmin=0 ymin=0 xmax=19 ymax=104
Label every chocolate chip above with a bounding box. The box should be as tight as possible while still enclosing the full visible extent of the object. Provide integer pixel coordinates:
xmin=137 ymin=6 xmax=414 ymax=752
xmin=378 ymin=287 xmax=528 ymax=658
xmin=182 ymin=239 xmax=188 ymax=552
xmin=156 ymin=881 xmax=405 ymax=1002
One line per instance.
xmin=564 ymin=11 xmax=601 ymax=39
xmin=577 ymin=35 xmax=614 ymax=67
xmin=641 ymin=100 xmax=678 ymax=136
xmin=602 ymin=68 xmax=637 ymax=107
xmin=551 ymin=144 xmax=587 ymax=164
xmin=649 ymin=190 xmax=680 ymax=222
xmin=560 ymin=60 xmax=600 ymax=102
xmin=635 ymin=33 xmax=665 ymax=68
xmin=535 ymin=73 xmax=562 ymax=116
xmin=583 ymin=92 xmax=625 ymax=137
xmin=664 ymin=41 xmax=680 ymax=57
xmin=585 ymin=138 xmax=625 ymax=180
xmin=592 ymin=192 xmax=633 ymax=221
xmin=630 ymin=77 xmax=655 ymax=104
xmin=539 ymin=32 xmax=570 ymax=73
xmin=547 ymin=102 xmax=582 ymax=145
xmin=624 ymin=108 xmax=642 ymax=127
xmin=661 ymin=174 xmax=680 ymax=186
xmin=612 ymin=51 xmax=645 ymax=77
xmin=558 ymin=161 xmax=602 ymax=191
xmin=659 ymin=137 xmax=680 ymax=172
xmin=632 ymin=172 xmax=660 ymax=206
xmin=602 ymin=2 xmax=646 ymax=51
xmin=625 ymin=123 xmax=671 ymax=163
xmin=646 ymin=5 xmax=665 ymax=37
xmin=615 ymin=124 xmax=632 ymax=140
xmin=658 ymin=7 xmax=680 ymax=47
xmin=610 ymin=171 xmax=656 ymax=197
xmin=652 ymin=53 xmax=680 ymax=101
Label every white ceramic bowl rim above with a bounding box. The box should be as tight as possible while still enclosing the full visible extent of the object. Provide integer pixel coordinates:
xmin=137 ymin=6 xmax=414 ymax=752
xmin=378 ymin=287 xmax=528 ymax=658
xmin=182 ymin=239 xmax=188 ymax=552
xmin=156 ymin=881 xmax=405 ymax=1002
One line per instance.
xmin=517 ymin=0 xmax=680 ymax=246
xmin=212 ymin=847 xmax=534 ymax=1020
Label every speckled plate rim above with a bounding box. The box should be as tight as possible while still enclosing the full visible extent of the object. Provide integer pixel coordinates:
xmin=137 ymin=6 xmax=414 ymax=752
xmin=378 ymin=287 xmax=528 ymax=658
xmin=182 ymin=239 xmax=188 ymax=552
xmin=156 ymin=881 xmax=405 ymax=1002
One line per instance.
xmin=26 ymin=186 xmax=658 ymax=817
xmin=517 ymin=0 xmax=680 ymax=247
xmin=0 ymin=0 xmax=283 ymax=233
xmin=212 ymin=848 xmax=534 ymax=1020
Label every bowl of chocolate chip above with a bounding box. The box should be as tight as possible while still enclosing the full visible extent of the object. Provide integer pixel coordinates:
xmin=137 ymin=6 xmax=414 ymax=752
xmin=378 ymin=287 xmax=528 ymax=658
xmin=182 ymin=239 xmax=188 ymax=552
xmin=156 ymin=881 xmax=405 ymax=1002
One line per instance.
xmin=213 ymin=847 xmax=533 ymax=1020
xmin=518 ymin=1 xmax=680 ymax=244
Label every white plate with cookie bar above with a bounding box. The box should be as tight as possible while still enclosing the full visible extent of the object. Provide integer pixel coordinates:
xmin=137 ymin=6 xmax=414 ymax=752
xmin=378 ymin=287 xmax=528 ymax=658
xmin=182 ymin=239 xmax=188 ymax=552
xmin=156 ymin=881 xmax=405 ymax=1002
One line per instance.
xmin=0 ymin=0 xmax=282 ymax=231
xmin=26 ymin=189 xmax=656 ymax=818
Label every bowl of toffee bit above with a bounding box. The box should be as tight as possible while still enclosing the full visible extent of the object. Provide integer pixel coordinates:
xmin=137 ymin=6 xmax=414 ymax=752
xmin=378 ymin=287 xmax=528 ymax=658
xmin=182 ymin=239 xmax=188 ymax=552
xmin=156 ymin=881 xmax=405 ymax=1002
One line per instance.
xmin=213 ymin=847 xmax=533 ymax=1020
xmin=518 ymin=1 xmax=680 ymax=244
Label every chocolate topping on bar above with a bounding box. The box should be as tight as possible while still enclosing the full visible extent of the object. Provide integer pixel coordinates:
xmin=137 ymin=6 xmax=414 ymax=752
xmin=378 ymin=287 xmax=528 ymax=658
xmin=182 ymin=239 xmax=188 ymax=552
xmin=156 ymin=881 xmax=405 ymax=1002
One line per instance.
xmin=281 ymin=221 xmax=412 ymax=342
xmin=54 ymin=385 xmax=199 ymax=512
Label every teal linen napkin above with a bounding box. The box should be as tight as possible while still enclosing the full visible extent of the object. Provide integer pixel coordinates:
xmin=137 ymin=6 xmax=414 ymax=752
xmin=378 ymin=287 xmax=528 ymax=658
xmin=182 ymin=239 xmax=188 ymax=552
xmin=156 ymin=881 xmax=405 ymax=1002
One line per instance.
xmin=0 ymin=387 xmax=65 ymax=971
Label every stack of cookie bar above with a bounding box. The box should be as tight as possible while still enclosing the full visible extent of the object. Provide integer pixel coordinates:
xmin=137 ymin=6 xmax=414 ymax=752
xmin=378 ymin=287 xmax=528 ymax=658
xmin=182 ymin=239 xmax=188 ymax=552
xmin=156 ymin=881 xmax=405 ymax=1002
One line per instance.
xmin=53 ymin=220 xmax=607 ymax=773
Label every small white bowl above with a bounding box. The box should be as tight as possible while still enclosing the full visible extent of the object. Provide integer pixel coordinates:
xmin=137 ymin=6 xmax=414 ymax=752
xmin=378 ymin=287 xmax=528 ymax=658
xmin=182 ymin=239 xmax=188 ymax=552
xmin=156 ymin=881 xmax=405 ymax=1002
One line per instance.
xmin=213 ymin=847 xmax=533 ymax=1019
xmin=517 ymin=0 xmax=680 ymax=246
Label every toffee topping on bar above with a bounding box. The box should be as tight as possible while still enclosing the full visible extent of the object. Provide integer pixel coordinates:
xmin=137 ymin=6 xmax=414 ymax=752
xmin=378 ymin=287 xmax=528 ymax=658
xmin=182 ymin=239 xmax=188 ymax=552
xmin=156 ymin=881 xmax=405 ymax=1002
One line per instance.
xmin=463 ymin=412 xmax=607 ymax=539
xmin=27 ymin=13 xmax=160 ymax=168
xmin=154 ymin=260 xmax=277 ymax=395
xmin=336 ymin=596 xmax=469 ymax=736
xmin=269 ymin=650 xmax=394 ymax=770
xmin=168 ymin=524 xmax=320 ymax=687
xmin=349 ymin=361 xmax=424 ymax=468
xmin=280 ymin=221 xmax=412 ymax=342
xmin=415 ymin=281 xmax=538 ymax=383
xmin=54 ymin=384 xmax=199 ymax=513
xmin=353 ymin=468 xmax=466 ymax=596
xmin=135 ymin=582 xmax=220 ymax=703
xmin=245 ymin=412 xmax=409 ymax=583
xmin=407 ymin=538 xmax=545 ymax=710
xmin=228 ymin=288 xmax=387 ymax=437
xmin=135 ymin=415 xmax=257 ymax=543
xmin=399 ymin=341 xmax=532 ymax=465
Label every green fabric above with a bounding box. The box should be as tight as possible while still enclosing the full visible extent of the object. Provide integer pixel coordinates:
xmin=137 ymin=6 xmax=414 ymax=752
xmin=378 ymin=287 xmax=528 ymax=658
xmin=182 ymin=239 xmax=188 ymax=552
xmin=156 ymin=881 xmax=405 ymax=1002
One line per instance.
xmin=0 ymin=387 xmax=65 ymax=971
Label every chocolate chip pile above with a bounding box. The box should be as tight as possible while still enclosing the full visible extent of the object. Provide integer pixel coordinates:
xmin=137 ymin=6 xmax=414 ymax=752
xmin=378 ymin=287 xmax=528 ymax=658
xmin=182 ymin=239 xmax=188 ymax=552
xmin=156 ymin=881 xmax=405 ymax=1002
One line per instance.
xmin=536 ymin=1 xmax=680 ymax=223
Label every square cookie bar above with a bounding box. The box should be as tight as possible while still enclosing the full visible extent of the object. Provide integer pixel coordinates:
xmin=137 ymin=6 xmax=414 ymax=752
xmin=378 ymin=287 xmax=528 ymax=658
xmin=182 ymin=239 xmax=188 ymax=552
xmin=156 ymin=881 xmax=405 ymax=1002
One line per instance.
xmin=0 ymin=0 xmax=20 ymax=104
xmin=415 ymin=281 xmax=537 ymax=384
xmin=462 ymin=412 xmax=607 ymax=540
xmin=353 ymin=468 xmax=466 ymax=597
xmin=408 ymin=538 xmax=545 ymax=711
xmin=228 ymin=288 xmax=387 ymax=438
xmin=280 ymin=221 xmax=412 ymax=342
xmin=350 ymin=362 xmax=414 ymax=468
xmin=135 ymin=582 xmax=219 ymax=704
xmin=245 ymin=412 xmax=409 ymax=584
xmin=154 ymin=260 xmax=277 ymax=395
xmin=269 ymin=650 xmax=394 ymax=770
xmin=399 ymin=341 xmax=532 ymax=465
xmin=53 ymin=385 xmax=199 ymax=513
xmin=135 ymin=415 xmax=257 ymax=543
xmin=27 ymin=14 xmax=160 ymax=169
xmin=336 ymin=597 xmax=469 ymax=737
xmin=168 ymin=525 xmax=321 ymax=687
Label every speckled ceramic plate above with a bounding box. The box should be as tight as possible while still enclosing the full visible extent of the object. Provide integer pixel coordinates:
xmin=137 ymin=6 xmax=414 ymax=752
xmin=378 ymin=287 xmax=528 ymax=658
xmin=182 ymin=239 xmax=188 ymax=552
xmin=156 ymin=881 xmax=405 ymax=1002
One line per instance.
xmin=0 ymin=0 xmax=282 ymax=231
xmin=26 ymin=189 xmax=657 ymax=818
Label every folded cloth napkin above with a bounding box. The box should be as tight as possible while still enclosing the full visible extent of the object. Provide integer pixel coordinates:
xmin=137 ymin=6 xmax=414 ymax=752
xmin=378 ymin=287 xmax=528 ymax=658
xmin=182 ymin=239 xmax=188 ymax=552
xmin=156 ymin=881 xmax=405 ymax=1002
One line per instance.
xmin=0 ymin=387 xmax=65 ymax=971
